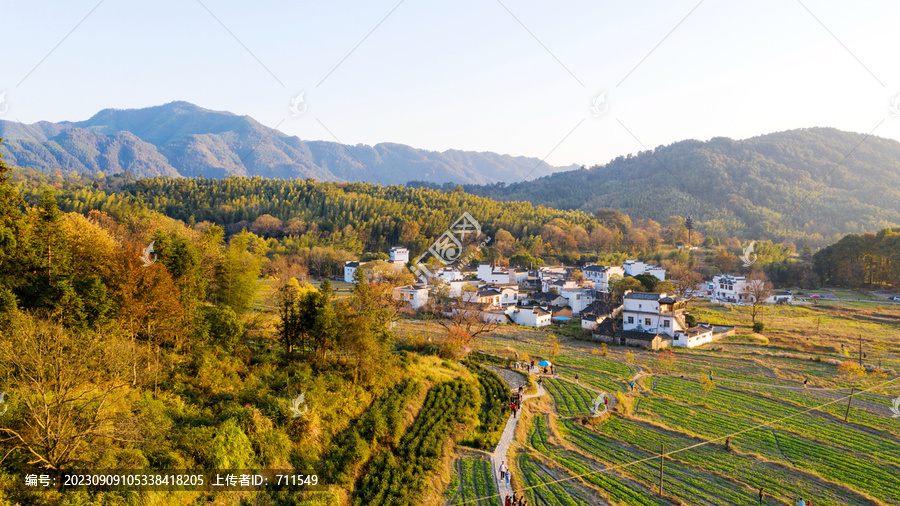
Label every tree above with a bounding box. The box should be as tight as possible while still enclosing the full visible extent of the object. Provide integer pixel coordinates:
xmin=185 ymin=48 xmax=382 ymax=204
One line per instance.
xmin=0 ymin=314 xmax=135 ymax=470
xmin=742 ymin=271 xmax=774 ymax=323
xmin=609 ymin=276 xmax=644 ymax=304
xmin=656 ymin=349 xmax=676 ymax=374
xmin=216 ymin=231 xmax=266 ymax=314
xmin=423 ymin=285 xmax=497 ymax=344
xmin=547 ymin=334 xmax=560 ymax=358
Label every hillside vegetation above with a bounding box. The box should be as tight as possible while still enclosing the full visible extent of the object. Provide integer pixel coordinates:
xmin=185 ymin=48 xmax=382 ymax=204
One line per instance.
xmin=467 ymin=128 xmax=900 ymax=245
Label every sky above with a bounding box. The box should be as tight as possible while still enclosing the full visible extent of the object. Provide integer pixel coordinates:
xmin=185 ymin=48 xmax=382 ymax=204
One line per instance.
xmin=2 ymin=0 xmax=900 ymax=173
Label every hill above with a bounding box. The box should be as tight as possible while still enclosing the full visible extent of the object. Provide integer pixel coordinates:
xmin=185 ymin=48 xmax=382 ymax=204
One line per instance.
xmin=0 ymin=101 xmax=577 ymax=185
xmin=466 ymin=128 xmax=900 ymax=244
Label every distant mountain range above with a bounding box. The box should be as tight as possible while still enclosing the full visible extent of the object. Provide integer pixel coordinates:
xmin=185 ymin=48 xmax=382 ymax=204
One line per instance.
xmin=0 ymin=102 xmax=577 ymax=185
xmin=466 ymin=128 xmax=900 ymax=242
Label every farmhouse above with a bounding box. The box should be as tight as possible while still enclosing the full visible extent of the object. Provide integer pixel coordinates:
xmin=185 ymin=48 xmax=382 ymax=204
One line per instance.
xmin=524 ymin=292 xmax=569 ymax=307
xmin=766 ymin=290 xmax=794 ymax=304
xmin=622 ymin=292 xmax=688 ymax=337
xmin=580 ymin=300 xmax=623 ymax=330
xmin=582 ymin=265 xmax=624 ymax=292
xmin=393 ymin=284 xmax=430 ymax=310
xmin=623 ymin=260 xmax=666 ymax=281
xmin=711 ymin=274 xmax=751 ymax=303
xmin=509 ymin=306 xmax=552 ymax=327
xmin=343 ymin=261 xmax=360 ymax=283
xmin=464 ymin=287 xmax=502 ymax=306
xmin=673 ymin=324 xmax=715 ymax=348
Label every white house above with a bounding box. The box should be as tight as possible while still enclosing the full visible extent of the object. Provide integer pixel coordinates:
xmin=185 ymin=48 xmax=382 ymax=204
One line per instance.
xmin=711 ymin=275 xmax=752 ymax=303
xmin=343 ymin=261 xmax=360 ymax=283
xmin=477 ymin=264 xmax=514 ymax=284
xmin=580 ymin=300 xmax=623 ymax=330
xmin=766 ymin=290 xmax=794 ymax=304
xmin=388 ymin=246 xmax=409 ymax=264
xmin=673 ymin=324 xmax=715 ymax=348
xmin=464 ymin=288 xmax=502 ymax=306
xmin=622 ymin=292 xmax=688 ymax=337
xmin=509 ymin=306 xmax=552 ymax=327
xmin=436 ymin=267 xmax=463 ymax=282
xmin=583 ymin=265 xmax=624 ymax=292
xmin=558 ymin=287 xmax=594 ymax=315
xmin=623 ymin=260 xmax=666 ymax=281
xmin=542 ymin=278 xmax=578 ymax=293
xmin=393 ymin=284 xmax=430 ymax=309
xmin=497 ymin=285 xmax=519 ymax=306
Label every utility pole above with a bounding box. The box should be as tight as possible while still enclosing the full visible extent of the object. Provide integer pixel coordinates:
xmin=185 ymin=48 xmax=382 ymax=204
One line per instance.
xmin=844 ymin=388 xmax=854 ymax=422
xmin=659 ymin=443 xmax=665 ymax=496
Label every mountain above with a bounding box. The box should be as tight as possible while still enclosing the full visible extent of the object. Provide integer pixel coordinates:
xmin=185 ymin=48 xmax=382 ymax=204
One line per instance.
xmin=466 ymin=128 xmax=900 ymax=243
xmin=0 ymin=102 xmax=577 ymax=185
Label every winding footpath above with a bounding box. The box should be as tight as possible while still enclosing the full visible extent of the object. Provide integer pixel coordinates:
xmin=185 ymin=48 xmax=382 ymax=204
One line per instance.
xmin=489 ymin=365 xmax=545 ymax=505
xmin=488 ymin=365 xmax=621 ymax=505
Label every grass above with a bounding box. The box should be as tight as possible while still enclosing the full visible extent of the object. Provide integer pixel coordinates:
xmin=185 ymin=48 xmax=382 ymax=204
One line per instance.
xmin=445 ymin=456 xmax=496 ymax=505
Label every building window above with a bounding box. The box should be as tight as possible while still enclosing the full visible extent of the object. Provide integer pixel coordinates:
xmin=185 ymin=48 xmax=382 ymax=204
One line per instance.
xmin=627 ymin=316 xmax=634 ymax=324
xmin=663 ymin=320 xmax=670 ymax=328
xmin=645 ymin=318 xmax=651 ymax=326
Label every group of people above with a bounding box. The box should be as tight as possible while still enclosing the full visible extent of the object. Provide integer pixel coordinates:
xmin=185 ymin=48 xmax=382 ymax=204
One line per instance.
xmin=503 ymin=493 xmax=528 ymax=506
xmin=498 ymin=461 xmax=511 ymax=486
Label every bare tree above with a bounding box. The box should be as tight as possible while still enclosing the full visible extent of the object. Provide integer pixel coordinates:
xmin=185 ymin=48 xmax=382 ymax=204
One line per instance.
xmin=742 ymin=271 xmax=774 ymax=323
xmin=422 ymin=284 xmax=497 ymax=344
xmin=0 ymin=314 xmax=136 ymax=470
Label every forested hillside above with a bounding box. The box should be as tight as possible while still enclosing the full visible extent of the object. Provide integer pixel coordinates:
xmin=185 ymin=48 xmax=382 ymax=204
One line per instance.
xmin=0 ymin=101 xmax=577 ymax=184
xmin=466 ymin=128 xmax=900 ymax=245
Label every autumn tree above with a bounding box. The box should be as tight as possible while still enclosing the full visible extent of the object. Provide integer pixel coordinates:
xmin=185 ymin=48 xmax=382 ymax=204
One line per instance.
xmin=0 ymin=314 xmax=136 ymax=470
xmin=742 ymin=271 xmax=774 ymax=323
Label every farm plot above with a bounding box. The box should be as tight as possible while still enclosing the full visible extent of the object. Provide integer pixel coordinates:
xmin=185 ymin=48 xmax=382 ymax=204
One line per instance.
xmin=462 ymin=361 xmax=510 ymax=449
xmin=643 ymin=377 xmax=900 ymax=504
xmin=517 ymin=452 xmax=596 ymax=506
xmin=354 ymin=379 xmax=478 ymax=506
xmin=543 ymin=378 xmax=599 ymax=417
xmin=527 ymin=415 xmax=668 ymax=506
xmin=574 ymin=416 xmax=877 ymax=505
xmin=445 ymin=456 xmax=496 ymax=505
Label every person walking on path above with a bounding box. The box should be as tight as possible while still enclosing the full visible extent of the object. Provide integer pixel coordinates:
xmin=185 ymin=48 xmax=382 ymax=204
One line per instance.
xmin=500 ymin=461 xmax=507 ymax=480
xmin=797 ymin=498 xmax=806 ymax=506
xmin=758 ymin=487 xmax=764 ymax=505
xmin=575 ymin=373 xmax=579 ymax=384
xmin=506 ymin=470 xmax=510 ymax=484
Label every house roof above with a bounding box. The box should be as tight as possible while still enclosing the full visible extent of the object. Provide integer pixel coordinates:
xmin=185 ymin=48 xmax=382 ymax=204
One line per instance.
xmin=616 ymin=330 xmax=665 ymax=341
xmin=683 ymin=325 xmax=713 ymax=337
xmin=477 ymin=289 xmax=502 ymax=297
xmin=774 ymin=290 xmax=792 ymax=296
xmin=345 ymin=261 xmax=360 ymax=268
xmin=585 ymin=300 xmax=621 ymax=315
xmin=531 ymin=292 xmax=565 ymax=302
xmin=584 ymin=264 xmax=612 ymax=272
xmin=533 ymin=307 xmax=551 ymax=315
xmin=626 ymin=292 xmax=662 ymax=300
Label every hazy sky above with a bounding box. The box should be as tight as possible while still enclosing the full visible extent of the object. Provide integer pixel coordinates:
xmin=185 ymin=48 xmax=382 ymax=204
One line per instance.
xmin=2 ymin=0 xmax=900 ymax=173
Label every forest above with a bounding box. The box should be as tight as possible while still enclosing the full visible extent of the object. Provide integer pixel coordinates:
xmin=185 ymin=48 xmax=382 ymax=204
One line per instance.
xmin=464 ymin=127 xmax=900 ymax=247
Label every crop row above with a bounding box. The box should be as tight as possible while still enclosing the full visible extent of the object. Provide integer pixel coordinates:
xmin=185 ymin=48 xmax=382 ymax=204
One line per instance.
xmin=517 ymin=452 xmax=594 ymax=506
xmin=526 ymin=415 xmax=667 ymax=506
xmin=542 ymin=378 xmax=597 ymax=417
xmin=643 ymin=382 xmax=900 ymax=504
xmin=322 ymin=378 xmax=421 ymax=485
xmin=462 ymin=361 xmax=510 ymax=450
xmin=447 ymin=457 xmax=495 ymax=505
xmin=354 ymin=379 xmax=478 ymax=506
xmin=590 ymin=416 xmax=875 ymax=505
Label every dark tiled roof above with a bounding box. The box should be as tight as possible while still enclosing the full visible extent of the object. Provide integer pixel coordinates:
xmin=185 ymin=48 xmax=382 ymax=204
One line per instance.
xmin=478 ymin=289 xmax=501 ymax=297
xmin=626 ymin=292 xmax=660 ymax=300
xmin=345 ymin=261 xmax=360 ymax=268
xmin=617 ymin=330 xmax=664 ymax=341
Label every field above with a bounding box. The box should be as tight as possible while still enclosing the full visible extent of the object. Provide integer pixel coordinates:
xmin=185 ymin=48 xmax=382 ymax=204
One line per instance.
xmin=444 ymin=456 xmax=497 ymax=505
xmin=445 ymin=298 xmax=900 ymax=506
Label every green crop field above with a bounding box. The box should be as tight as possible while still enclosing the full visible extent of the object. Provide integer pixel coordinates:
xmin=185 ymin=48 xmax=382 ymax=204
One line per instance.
xmin=543 ymin=378 xmax=601 ymax=417
xmin=445 ymin=456 xmax=497 ymax=506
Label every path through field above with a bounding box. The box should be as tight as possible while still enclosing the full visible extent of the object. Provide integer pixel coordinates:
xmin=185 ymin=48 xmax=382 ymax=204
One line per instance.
xmin=490 ymin=365 xmax=545 ymax=505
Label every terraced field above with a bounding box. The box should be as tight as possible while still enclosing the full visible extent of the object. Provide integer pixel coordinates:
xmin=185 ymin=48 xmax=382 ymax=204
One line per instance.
xmin=445 ymin=456 xmax=496 ymax=506
xmin=543 ymin=378 xmax=601 ymax=417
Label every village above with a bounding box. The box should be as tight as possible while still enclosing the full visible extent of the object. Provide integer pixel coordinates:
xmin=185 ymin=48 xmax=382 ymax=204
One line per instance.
xmin=336 ymin=247 xmax=811 ymax=351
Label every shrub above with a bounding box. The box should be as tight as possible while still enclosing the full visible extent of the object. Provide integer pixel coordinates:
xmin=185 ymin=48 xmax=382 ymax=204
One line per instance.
xmin=752 ymin=322 xmax=765 ymax=333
